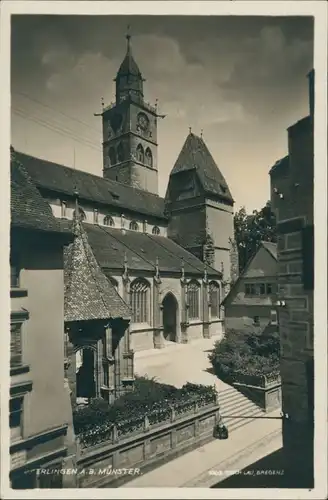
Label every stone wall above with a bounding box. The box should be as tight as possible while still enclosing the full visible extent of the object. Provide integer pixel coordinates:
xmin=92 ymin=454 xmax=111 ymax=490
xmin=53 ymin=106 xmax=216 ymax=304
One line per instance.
xmin=76 ymin=402 xmax=220 ymax=488
xmin=269 ymin=70 xmax=314 ymax=487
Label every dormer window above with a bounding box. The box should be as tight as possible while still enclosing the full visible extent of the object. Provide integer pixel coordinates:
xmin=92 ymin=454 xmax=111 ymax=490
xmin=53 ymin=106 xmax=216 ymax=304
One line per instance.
xmin=152 ymin=226 xmax=160 ymax=235
xmin=104 ymin=215 xmax=115 ymax=227
xmin=129 ymin=221 xmax=139 ymax=231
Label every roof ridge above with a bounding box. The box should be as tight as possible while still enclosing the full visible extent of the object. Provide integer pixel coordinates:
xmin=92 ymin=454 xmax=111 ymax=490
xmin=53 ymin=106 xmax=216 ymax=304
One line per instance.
xmin=16 ymin=151 xmax=163 ymax=200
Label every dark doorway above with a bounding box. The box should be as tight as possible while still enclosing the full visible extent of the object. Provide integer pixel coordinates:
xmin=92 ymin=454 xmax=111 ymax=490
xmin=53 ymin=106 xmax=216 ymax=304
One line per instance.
xmin=162 ymin=293 xmax=178 ymax=342
xmin=76 ymin=348 xmax=96 ymax=399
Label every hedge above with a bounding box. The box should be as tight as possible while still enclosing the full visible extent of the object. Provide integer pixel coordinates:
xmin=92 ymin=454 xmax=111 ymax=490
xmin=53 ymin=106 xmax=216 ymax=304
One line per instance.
xmin=209 ymin=329 xmax=280 ymax=383
xmin=73 ymin=377 xmax=217 ymax=447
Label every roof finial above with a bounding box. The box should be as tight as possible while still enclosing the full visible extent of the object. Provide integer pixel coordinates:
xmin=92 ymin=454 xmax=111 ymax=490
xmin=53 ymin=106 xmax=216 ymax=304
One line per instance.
xmin=101 ymin=96 xmax=104 ymax=109
xmin=200 ymin=128 xmax=203 ymax=139
xmin=189 ymin=126 xmax=192 ymax=135
xmin=126 ymin=24 xmax=131 ymax=52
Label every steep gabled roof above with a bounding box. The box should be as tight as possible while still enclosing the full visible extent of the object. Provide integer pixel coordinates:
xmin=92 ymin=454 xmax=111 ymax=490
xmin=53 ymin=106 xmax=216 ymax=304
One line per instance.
xmin=221 ymin=240 xmax=277 ymax=306
xmin=261 ymin=241 xmax=277 ymax=261
xmin=10 ymin=148 xmax=70 ymax=236
xmin=15 ymin=152 xmax=166 ymax=220
xmin=169 ymin=132 xmax=233 ymax=204
xmin=59 ymin=220 xmax=221 ymax=278
xmin=64 ymin=210 xmax=131 ymax=323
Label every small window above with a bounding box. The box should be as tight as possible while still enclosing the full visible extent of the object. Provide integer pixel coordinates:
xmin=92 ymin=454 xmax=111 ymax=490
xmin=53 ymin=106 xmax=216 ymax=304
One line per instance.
xmin=136 ymin=144 xmax=144 ymax=163
xmin=152 ymin=226 xmax=160 ymax=235
xmin=10 ymin=264 xmax=20 ymax=289
xmin=103 ymin=215 xmax=114 ymax=227
xmin=145 ymin=148 xmax=153 ymax=168
xmin=103 ymin=362 xmax=109 ymax=387
xmin=129 ymin=221 xmax=139 ymax=231
xmin=93 ymin=209 xmax=99 ymax=224
xmin=266 ymin=283 xmax=273 ymax=295
xmin=9 ymin=396 xmax=23 ymax=430
xmin=270 ymin=310 xmax=278 ymax=325
xmin=61 ymin=201 xmax=67 ymax=218
xmin=253 ymin=316 xmax=260 ymax=326
xmin=10 ymin=323 xmax=22 ymax=368
xmin=259 ymin=283 xmax=266 ymax=295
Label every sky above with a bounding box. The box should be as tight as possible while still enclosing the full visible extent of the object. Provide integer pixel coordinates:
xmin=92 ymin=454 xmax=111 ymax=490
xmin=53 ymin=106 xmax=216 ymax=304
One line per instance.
xmin=11 ymin=15 xmax=313 ymax=212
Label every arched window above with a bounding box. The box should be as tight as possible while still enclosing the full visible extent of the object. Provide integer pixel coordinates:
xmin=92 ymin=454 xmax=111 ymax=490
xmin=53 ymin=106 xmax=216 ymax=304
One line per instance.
xmin=136 ymin=144 xmax=144 ymax=163
xmin=130 ymin=278 xmax=150 ymax=323
xmin=152 ymin=226 xmax=160 ymax=235
xmin=73 ymin=207 xmax=86 ymax=221
xmin=129 ymin=221 xmax=139 ymax=231
xmin=109 ymin=147 xmax=117 ymax=166
xmin=145 ymin=148 xmax=153 ymax=167
xmin=103 ymin=215 xmax=115 ymax=227
xmin=117 ymin=142 xmax=124 ymax=163
xmin=209 ymin=281 xmax=221 ymax=318
xmin=187 ymin=280 xmax=200 ymax=320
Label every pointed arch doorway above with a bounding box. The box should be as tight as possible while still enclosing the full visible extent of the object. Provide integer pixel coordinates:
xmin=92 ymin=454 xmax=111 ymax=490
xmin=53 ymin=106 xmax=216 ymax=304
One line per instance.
xmin=162 ymin=293 xmax=179 ymax=343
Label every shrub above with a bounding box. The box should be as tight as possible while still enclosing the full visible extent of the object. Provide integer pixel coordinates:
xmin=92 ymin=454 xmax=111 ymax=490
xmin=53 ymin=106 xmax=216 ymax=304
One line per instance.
xmin=73 ymin=376 xmax=217 ymax=443
xmin=209 ymin=329 xmax=280 ymax=382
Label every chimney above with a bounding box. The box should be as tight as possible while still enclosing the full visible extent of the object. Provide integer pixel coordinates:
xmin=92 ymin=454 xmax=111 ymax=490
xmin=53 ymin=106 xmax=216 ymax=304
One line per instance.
xmin=307 ymin=69 xmax=314 ymax=117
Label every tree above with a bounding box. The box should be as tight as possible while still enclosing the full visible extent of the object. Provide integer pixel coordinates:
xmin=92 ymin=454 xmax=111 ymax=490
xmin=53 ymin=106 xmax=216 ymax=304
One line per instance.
xmin=234 ymin=201 xmax=277 ymax=273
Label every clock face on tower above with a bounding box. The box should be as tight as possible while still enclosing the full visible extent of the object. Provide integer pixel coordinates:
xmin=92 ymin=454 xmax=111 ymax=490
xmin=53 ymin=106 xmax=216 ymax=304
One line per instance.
xmin=137 ymin=112 xmax=149 ymax=132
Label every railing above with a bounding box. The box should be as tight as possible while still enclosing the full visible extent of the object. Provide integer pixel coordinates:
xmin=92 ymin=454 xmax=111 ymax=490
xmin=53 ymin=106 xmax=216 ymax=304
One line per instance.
xmin=77 ymin=394 xmax=217 ymax=451
xmin=232 ymin=371 xmax=280 ymax=388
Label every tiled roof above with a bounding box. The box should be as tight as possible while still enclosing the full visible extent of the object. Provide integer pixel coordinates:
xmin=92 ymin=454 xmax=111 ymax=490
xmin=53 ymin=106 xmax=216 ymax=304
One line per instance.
xmin=15 ymin=152 xmax=166 ymax=220
xmin=59 ymin=220 xmax=221 ymax=278
xmin=169 ymin=133 xmax=233 ymax=204
xmin=64 ymin=211 xmax=131 ymax=323
xmin=261 ymin=241 xmax=277 ymax=261
xmin=10 ymin=148 xmax=70 ymax=235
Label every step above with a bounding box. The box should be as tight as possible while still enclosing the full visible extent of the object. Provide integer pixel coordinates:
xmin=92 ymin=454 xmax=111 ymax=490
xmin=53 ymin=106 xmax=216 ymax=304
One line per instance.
xmin=223 ymin=408 xmax=265 ymax=433
xmin=220 ymin=400 xmax=262 ymax=418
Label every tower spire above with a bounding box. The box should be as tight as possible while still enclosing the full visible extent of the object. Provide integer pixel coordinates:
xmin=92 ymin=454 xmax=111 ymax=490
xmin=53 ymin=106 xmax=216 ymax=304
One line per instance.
xmin=126 ymin=24 xmax=131 ymax=53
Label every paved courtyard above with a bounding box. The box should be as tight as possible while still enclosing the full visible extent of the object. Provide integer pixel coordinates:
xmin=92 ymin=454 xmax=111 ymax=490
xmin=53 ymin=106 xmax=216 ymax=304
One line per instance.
xmin=127 ymin=336 xmax=283 ymax=488
xmin=134 ymin=335 xmax=231 ymax=392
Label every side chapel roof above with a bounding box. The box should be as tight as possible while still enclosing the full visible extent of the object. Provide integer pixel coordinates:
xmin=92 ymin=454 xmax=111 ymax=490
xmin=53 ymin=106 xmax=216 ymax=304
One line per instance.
xmin=64 ymin=207 xmax=131 ymax=323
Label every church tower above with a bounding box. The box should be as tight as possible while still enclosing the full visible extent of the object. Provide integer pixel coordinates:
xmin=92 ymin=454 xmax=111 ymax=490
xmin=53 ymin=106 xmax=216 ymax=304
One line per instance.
xmin=101 ymin=32 xmax=159 ymax=194
xmin=165 ymin=131 xmax=237 ymax=285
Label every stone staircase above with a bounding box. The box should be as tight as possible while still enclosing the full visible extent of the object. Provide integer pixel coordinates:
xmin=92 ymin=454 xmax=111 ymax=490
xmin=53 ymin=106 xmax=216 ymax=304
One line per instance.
xmin=218 ymin=385 xmax=266 ymax=433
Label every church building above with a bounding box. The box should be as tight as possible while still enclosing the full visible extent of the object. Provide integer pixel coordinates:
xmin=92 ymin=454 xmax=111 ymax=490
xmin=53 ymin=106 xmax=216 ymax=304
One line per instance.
xmin=15 ymin=34 xmax=236 ymax=353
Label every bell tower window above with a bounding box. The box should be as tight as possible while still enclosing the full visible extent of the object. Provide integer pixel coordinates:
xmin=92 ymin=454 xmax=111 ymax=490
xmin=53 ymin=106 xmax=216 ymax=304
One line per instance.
xmin=109 ymin=147 xmax=117 ymax=166
xmin=145 ymin=148 xmax=153 ymax=168
xmin=136 ymin=144 xmax=144 ymax=163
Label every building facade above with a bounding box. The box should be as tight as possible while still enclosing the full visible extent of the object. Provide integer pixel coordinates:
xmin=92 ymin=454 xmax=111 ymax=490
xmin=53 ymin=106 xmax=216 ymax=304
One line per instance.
xmin=14 ymin=35 xmax=236 ymax=353
xmin=10 ymin=150 xmax=77 ymax=489
xmin=222 ymin=241 xmax=278 ymax=336
xmin=270 ymin=70 xmax=314 ymax=487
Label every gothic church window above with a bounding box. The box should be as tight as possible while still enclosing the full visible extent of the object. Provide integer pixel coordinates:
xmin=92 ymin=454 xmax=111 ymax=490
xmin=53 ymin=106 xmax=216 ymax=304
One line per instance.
xmin=209 ymin=281 xmax=220 ymax=318
xmin=152 ymin=226 xmax=160 ymax=235
xmin=130 ymin=278 xmax=150 ymax=323
xmin=129 ymin=221 xmax=139 ymax=231
xmin=145 ymin=148 xmax=153 ymax=168
xmin=117 ymin=142 xmax=124 ymax=163
xmin=104 ymin=215 xmax=115 ymax=227
xmin=136 ymin=144 xmax=144 ymax=163
xmin=187 ymin=280 xmax=200 ymax=320
xmin=109 ymin=147 xmax=117 ymax=166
